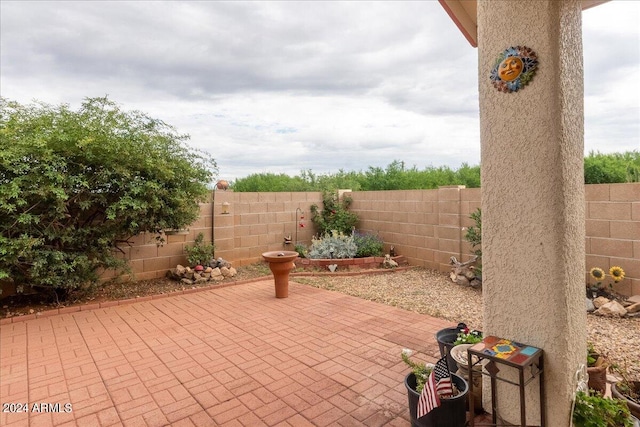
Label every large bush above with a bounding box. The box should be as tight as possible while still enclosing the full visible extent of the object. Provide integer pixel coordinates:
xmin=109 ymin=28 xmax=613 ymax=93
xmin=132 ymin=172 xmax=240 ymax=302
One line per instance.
xmin=0 ymin=97 xmax=216 ymax=294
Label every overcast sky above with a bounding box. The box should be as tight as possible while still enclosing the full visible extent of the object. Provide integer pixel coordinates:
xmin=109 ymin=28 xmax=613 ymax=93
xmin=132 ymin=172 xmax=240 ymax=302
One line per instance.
xmin=1 ymin=1 xmax=639 ymax=182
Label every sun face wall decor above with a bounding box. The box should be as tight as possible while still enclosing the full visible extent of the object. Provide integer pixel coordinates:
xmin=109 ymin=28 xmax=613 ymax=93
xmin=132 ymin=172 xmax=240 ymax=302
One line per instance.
xmin=490 ymin=46 xmax=538 ymax=93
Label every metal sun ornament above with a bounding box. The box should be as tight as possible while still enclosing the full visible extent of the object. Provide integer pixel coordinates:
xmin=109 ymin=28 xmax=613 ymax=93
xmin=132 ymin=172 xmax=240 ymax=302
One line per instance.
xmin=490 ymin=46 xmax=538 ymax=93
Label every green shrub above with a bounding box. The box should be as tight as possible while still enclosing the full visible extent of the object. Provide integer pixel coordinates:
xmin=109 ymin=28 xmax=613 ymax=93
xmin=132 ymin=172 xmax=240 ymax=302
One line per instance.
xmin=573 ymin=390 xmax=632 ymax=427
xmin=310 ymin=191 xmax=359 ymax=235
xmin=184 ymin=233 xmax=215 ymax=266
xmin=294 ymin=244 xmax=307 ymax=258
xmin=308 ymin=231 xmax=357 ymax=259
xmin=353 ymin=232 xmax=384 ymax=257
xmin=0 ymin=97 xmax=215 ymax=294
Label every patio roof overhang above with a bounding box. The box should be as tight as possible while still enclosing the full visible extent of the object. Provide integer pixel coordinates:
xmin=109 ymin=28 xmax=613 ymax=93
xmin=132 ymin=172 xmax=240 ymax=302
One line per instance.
xmin=438 ymin=0 xmax=611 ymax=47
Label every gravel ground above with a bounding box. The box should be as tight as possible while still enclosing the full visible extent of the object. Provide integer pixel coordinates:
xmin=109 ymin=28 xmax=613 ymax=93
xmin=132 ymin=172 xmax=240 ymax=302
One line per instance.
xmin=295 ymin=267 xmax=640 ymax=380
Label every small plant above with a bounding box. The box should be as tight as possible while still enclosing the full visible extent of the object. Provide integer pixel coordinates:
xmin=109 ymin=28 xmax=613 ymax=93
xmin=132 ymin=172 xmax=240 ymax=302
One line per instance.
xmin=573 ymin=390 xmax=633 ymax=427
xmin=353 ymin=231 xmax=384 ymax=257
xmin=402 ymin=349 xmax=434 ymax=393
xmin=310 ymin=191 xmax=359 ymax=235
xmin=308 ymin=231 xmax=357 ymax=259
xmin=587 ymin=342 xmax=604 ymax=367
xmin=184 ymin=233 xmax=215 ymax=266
xmin=464 ymin=208 xmax=482 ymax=278
xmin=294 ymin=244 xmax=307 ymax=258
xmin=453 ymin=327 xmax=483 ymax=346
xmin=588 ymin=266 xmax=625 ymax=295
xmin=610 ymin=363 xmax=640 ymax=404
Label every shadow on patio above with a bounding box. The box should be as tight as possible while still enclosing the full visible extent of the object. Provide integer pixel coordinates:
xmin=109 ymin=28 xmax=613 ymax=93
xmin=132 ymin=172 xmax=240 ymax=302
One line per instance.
xmin=1 ymin=279 xmax=488 ymax=426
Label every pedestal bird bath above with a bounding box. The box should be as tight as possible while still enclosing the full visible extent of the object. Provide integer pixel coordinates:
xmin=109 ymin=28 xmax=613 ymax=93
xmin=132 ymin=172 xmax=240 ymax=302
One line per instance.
xmin=262 ymin=251 xmax=299 ymax=298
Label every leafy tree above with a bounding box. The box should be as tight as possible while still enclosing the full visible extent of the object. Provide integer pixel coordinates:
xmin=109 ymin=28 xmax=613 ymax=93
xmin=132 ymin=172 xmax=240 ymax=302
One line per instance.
xmin=0 ymin=97 xmax=216 ymax=295
xmin=584 ymin=151 xmax=640 ymax=184
xmin=231 ymin=151 xmax=640 ymax=192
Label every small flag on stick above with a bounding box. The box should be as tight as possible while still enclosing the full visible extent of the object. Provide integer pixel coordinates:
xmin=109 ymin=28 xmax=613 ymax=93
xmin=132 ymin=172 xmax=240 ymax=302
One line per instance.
xmin=417 ymin=356 xmax=453 ymax=418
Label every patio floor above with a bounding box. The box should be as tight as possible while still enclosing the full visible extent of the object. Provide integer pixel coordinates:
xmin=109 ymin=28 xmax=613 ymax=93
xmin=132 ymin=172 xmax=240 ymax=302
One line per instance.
xmin=1 ymin=279 xmax=484 ymax=426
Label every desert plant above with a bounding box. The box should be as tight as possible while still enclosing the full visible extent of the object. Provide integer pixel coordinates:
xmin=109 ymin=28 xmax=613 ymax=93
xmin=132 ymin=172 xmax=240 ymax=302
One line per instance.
xmin=310 ymin=191 xmax=358 ymax=235
xmin=353 ymin=231 xmax=384 ymax=257
xmin=308 ymin=231 xmax=357 ymax=259
xmin=464 ymin=208 xmax=482 ymax=277
xmin=402 ymin=349 xmax=434 ymax=393
xmin=0 ymin=97 xmax=215 ymax=295
xmin=184 ymin=233 xmax=215 ymax=266
xmin=611 ymin=363 xmax=640 ymax=406
xmin=294 ymin=244 xmax=307 ymax=258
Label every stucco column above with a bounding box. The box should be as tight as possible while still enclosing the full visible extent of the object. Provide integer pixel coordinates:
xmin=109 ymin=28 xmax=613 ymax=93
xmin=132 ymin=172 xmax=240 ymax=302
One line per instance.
xmin=478 ymin=1 xmax=585 ymax=425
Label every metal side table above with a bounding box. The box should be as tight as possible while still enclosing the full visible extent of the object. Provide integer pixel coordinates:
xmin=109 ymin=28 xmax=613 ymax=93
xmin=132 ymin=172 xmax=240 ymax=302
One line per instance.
xmin=467 ymin=336 xmax=545 ymax=427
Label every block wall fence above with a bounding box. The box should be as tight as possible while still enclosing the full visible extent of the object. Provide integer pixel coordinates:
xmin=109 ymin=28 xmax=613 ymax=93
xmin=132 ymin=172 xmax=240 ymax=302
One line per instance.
xmin=109 ymin=182 xmax=640 ymax=296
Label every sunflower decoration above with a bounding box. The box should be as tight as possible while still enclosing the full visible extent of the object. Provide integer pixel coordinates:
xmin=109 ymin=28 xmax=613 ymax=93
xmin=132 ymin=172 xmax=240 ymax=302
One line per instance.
xmin=590 ymin=267 xmax=605 ymax=282
xmin=609 ymin=266 xmax=625 ymax=282
xmin=587 ymin=266 xmax=625 ymax=296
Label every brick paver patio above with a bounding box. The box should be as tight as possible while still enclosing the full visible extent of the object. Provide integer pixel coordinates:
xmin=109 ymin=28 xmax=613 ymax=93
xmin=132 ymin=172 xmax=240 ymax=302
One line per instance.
xmin=1 ymin=279 xmax=472 ymax=426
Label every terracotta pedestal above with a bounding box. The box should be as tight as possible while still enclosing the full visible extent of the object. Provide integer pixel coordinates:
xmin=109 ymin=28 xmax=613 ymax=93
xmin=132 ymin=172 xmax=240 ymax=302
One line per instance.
xmin=262 ymin=251 xmax=298 ymax=298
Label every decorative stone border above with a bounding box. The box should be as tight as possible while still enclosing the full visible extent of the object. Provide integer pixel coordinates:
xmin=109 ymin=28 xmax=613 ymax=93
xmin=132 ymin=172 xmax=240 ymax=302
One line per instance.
xmin=294 ymin=255 xmax=408 ymax=271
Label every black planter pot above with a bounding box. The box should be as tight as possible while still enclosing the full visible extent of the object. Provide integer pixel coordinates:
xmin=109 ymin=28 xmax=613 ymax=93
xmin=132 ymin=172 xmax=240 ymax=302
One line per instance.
xmin=611 ymin=381 xmax=640 ymax=420
xmin=404 ymin=372 xmax=469 ymax=427
xmin=435 ymin=323 xmax=474 ymax=373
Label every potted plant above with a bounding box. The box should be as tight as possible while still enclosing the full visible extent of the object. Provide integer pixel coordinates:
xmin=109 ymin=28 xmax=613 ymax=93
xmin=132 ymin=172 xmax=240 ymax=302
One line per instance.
xmin=402 ymin=349 xmax=469 ymax=427
xmin=573 ymin=390 xmax=635 ymax=427
xmin=435 ymin=322 xmax=482 ymax=372
xmin=587 ymin=342 xmax=608 ymax=395
xmin=611 ymin=364 xmax=640 ymax=420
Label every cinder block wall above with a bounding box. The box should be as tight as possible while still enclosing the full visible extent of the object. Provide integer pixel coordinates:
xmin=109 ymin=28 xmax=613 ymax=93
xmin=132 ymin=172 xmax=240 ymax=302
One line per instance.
xmin=350 ymin=186 xmax=482 ymax=273
xmin=104 ymin=191 xmax=321 ymax=282
xmin=214 ymin=191 xmax=321 ymax=266
xmin=99 ymin=183 xmax=638 ymax=296
xmin=585 ymin=183 xmax=640 ymax=296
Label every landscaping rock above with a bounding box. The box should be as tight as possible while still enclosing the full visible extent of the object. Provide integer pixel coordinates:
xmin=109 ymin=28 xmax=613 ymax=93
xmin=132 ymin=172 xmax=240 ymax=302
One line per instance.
xmin=595 ymin=300 xmax=627 ymax=317
xmin=586 ymin=298 xmax=595 ymax=312
xmin=449 ymin=256 xmax=479 ymax=288
xmin=626 ymin=302 xmax=640 ymax=314
xmin=593 ymin=296 xmax=610 ymax=309
xmin=455 ymin=276 xmax=470 ymax=286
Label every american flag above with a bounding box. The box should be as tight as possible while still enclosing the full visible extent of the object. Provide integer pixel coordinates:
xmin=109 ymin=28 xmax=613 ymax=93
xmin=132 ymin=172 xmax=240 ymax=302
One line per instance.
xmin=417 ymin=356 xmax=453 ymax=418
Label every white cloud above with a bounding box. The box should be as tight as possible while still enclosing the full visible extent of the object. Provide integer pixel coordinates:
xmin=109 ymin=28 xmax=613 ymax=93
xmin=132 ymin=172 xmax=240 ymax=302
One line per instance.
xmin=1 ymin=1 xmax=638 ymax=181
